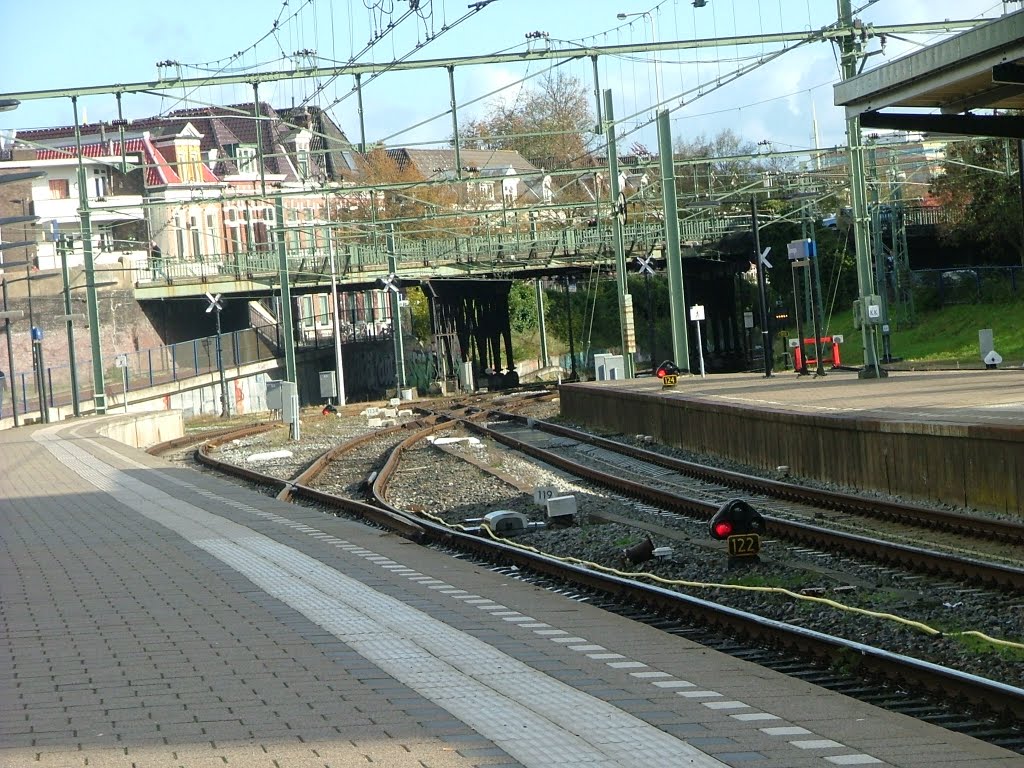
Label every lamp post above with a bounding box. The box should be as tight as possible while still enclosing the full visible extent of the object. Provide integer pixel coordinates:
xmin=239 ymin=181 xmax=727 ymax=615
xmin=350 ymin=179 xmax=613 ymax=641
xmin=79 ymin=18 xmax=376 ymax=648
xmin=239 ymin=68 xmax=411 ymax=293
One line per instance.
xmin=616 ymin=11 xmax=663 ymax=115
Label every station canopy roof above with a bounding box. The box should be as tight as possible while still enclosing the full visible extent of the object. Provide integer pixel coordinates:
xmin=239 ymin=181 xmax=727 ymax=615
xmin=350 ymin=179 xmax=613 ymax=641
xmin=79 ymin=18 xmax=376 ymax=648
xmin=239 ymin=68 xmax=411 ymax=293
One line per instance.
xmin=833 ymin=10 xmax=1024 ymax=138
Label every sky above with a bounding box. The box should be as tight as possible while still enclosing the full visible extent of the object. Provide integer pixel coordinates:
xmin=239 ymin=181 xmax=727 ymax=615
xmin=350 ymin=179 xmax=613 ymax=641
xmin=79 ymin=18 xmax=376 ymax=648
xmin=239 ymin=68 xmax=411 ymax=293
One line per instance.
xmin=0 ymin=0 xmax=1014 ymax=158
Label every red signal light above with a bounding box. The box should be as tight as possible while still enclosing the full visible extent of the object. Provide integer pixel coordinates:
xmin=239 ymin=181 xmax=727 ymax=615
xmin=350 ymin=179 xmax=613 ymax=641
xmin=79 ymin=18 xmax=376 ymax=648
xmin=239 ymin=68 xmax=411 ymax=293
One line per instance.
xmin=713 ymin=521 xmax=733 ymax=539
xmin=656 ymin=360 xmax=679 ymax=378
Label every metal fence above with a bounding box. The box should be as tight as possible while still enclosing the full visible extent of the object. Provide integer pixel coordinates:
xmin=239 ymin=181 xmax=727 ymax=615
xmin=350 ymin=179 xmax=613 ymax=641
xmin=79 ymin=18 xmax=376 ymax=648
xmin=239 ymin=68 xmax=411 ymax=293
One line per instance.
xmin=1 ymin=316 xmax=283 ymax=422
xmin=911 ymin=266 xmax=1022 ymax=308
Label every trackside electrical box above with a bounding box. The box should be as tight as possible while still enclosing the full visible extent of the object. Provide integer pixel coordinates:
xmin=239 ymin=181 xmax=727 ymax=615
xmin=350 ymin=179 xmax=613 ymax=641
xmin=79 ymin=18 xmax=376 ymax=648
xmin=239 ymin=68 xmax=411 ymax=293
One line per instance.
xmin=319 ymin=371 xmax=337 ymax=399
xmin=852 ymin=295 xmax=883 ymax=329
xmin=266 ymin=380 xmax=283 ymax=411
xmin=595 ymin=354 xmax=625 ymax=380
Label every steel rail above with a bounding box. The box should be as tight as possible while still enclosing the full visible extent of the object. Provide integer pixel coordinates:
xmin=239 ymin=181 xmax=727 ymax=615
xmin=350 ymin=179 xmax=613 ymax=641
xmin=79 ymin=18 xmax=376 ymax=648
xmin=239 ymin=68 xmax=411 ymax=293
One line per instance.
xmin=191 ymin=416 xmax=1024 ymax=722
xmin=462 ymin=416 xmax=1024 ymax=592
xmin=518 ymin=415 xmax=1024 ymax=545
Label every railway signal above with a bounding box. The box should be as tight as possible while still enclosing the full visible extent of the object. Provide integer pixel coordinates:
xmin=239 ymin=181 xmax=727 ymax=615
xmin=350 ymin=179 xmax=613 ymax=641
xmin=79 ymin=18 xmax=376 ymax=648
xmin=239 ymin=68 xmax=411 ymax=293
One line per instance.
xmin=709 ymin=499 xmax=766 ymax=564
xmin=656 ymin=359 xmax=680 ymax=387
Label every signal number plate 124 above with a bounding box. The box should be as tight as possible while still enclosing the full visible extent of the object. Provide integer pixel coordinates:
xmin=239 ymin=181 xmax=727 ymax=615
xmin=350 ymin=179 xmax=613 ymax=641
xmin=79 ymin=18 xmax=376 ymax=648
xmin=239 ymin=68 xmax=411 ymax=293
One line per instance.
xmin=727 ymin=533 xmax=760 ymax=557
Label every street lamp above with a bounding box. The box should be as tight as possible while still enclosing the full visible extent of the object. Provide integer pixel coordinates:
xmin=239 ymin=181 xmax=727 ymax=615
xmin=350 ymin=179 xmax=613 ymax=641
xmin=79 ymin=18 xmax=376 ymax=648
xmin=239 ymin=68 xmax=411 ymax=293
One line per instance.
xmin=616 ymin=11 xmax=663 ymax=115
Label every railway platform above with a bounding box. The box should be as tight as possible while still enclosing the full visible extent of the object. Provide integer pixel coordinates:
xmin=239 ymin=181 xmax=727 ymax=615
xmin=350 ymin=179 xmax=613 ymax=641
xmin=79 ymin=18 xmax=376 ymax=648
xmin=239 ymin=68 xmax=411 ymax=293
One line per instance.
xmin=1 ymin=417 xmax=1020 ymax=768
xmin=559 ymin=368 xmax=1024 ymax=516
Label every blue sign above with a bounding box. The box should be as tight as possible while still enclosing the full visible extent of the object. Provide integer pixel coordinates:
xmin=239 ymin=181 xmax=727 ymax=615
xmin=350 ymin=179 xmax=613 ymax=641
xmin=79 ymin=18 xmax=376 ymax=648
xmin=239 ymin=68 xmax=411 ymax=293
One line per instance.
xmin=787 ymin=238 xmax=816 ymax=261
xmin=31 ymin=326 xmax=43 ymax=341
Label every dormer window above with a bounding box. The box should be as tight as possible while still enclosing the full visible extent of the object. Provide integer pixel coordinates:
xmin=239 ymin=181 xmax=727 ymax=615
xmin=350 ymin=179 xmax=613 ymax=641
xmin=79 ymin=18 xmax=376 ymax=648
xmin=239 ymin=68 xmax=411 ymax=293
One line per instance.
xmin=294 ymin=134 xmax=312 ymax=179
xmin=177 ymin=142 xmax=203 ymax=183
xmin=229 ymin=144 xmax=258 ymax=174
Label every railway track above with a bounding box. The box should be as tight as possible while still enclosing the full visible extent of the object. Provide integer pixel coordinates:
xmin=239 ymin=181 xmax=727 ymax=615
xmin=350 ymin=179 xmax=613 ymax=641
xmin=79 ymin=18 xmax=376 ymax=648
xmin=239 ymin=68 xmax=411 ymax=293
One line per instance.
xmin=466 ymin=413 xmax=1024 ymax=590
xmin=152 ymin=404 xmax=1024 ymax=749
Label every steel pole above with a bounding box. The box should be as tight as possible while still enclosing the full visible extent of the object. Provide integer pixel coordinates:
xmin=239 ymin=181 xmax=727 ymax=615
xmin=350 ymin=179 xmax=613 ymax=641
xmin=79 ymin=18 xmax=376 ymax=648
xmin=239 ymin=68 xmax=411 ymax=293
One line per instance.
xmin=603 ymin=89 xmax=635 ymax=377
xmin=215 ymin=306 xmax=228 ymax=418
xmin=72 ymin=96 xmax=106 ymax=412
xmin=751 ymin=196 xmax=773 ymax=377
xmin=326 ymin=225 xmax=346 ymax=406
xmin=448 ymin=66 xmax=462 ymax=181
xmin=564 ymin=276 xmax=578 ymax=382
xmin=59 ymin=245 xmax=80 ymax=416
xmin=839 ymin=0 xmax=885 ymax=378
xmin=274 ymin=197 xmax=297 ymax=385
xmin=657 ymin=109 xmax=690 ymax=371
xmin=2 ymin=279 xmax=19 ymax=427
xmin=386 ymin=224 xmax=406 ymax=393
xmin=534 ymin=277 xmax=549 ymax=369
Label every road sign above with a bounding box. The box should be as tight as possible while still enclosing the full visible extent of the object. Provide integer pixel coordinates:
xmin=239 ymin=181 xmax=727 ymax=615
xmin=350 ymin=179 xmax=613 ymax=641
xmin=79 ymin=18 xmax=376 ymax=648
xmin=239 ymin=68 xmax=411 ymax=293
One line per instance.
xmin=635 ymin=254 xmax=654 ymax=276
xmin=616 ymin=192 xmax=627 ymax=226
xmin=114 ymin=353 xmax=129 ymax=368
xmin=689 ymin=304 xmax=705 ymax=321
xmin=381 ymin=273 xmax=401 ymax=293
xmin=205 ymin=292 xmax=223 ymax=313
xmin=758 ymin=247 xmax=773 ymax=269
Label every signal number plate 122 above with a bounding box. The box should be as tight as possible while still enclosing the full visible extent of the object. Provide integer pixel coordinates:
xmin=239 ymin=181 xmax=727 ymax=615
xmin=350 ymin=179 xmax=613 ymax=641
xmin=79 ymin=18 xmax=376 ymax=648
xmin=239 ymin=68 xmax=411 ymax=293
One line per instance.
xmin=727 ymin=533 xmax=760 ymax=557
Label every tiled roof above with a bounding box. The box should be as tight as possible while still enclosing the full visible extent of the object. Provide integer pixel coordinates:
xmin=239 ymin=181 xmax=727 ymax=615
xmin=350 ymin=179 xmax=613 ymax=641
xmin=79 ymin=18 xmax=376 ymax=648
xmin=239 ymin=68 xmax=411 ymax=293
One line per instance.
xmin=33 ymin=136 xmax=218 ymax=187
xmin=388 ymin=148 xmax=538 ymax=180
xmin=18 ymin=102 xmax=361 ymax=184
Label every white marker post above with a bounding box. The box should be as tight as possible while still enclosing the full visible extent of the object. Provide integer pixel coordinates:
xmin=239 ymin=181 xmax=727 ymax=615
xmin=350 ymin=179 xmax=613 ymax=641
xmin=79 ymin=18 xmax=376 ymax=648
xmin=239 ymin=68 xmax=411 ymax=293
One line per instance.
xmin=114 ymin=353 xmax=129 ymax=413
xmin=689 ymin=305 xmax=706 ymax=379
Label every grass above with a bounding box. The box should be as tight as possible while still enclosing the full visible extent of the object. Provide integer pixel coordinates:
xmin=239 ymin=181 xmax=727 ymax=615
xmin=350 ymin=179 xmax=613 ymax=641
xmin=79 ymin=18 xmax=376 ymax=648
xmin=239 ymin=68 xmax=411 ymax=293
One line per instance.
xmin=805 ymin=299 xmax=1024 ymax=368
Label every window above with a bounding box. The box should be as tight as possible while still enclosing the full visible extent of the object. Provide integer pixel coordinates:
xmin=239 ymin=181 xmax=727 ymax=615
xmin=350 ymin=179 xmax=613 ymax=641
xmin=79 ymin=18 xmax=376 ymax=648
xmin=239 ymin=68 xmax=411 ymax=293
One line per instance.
xmin=92 ymin=168 xmax=109 ymax=199
xmin=225 ymin=208 xmax=242 ymax=254
xmin=253 ymin=206 xmax=275 ymax=251
xmin=49 ymin=179 xmax=70 ymax=199
xmin=296 ymin=149 xmax=310 ymax=179
xmin=174 ymin=216 xmax=185 ymax=258
xmin=233 ymin=145 xmax=257 ymax=174
xmin=478 ymin=182 xmax=495 ymax=201
xmin=178 ymin=143 xmax=203 ymax=183
xmin=302 ymin=295 xmax=314 ymax=328
xmin=318 ymin=295 xmax=329 ymax=326
xmin=190 ymin=216 xmax=202 ymax=259
xmin=206 ymin=213 xmax=216 ymax=255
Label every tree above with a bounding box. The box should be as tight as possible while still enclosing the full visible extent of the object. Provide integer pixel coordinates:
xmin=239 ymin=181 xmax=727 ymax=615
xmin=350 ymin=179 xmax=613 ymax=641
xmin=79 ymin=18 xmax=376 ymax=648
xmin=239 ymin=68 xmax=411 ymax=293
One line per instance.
xmin=930 ymin=137 xmax=1023 ymax=266
xmin=346 ymin=147 xmax=464 ymax=237
xmin=673 ymin=129 xmax=758 ymax=199
xmin=460 ymin=72 xmax=596 ymax=172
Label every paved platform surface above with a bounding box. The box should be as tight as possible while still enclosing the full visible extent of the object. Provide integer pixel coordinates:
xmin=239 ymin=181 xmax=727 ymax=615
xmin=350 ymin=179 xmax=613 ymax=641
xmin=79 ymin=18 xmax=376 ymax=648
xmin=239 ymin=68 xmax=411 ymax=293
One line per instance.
xmin=1 ymin=418 xmax=1020 ymax=767
xmin=582 ymin=368 xmax=1024 ymax=426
